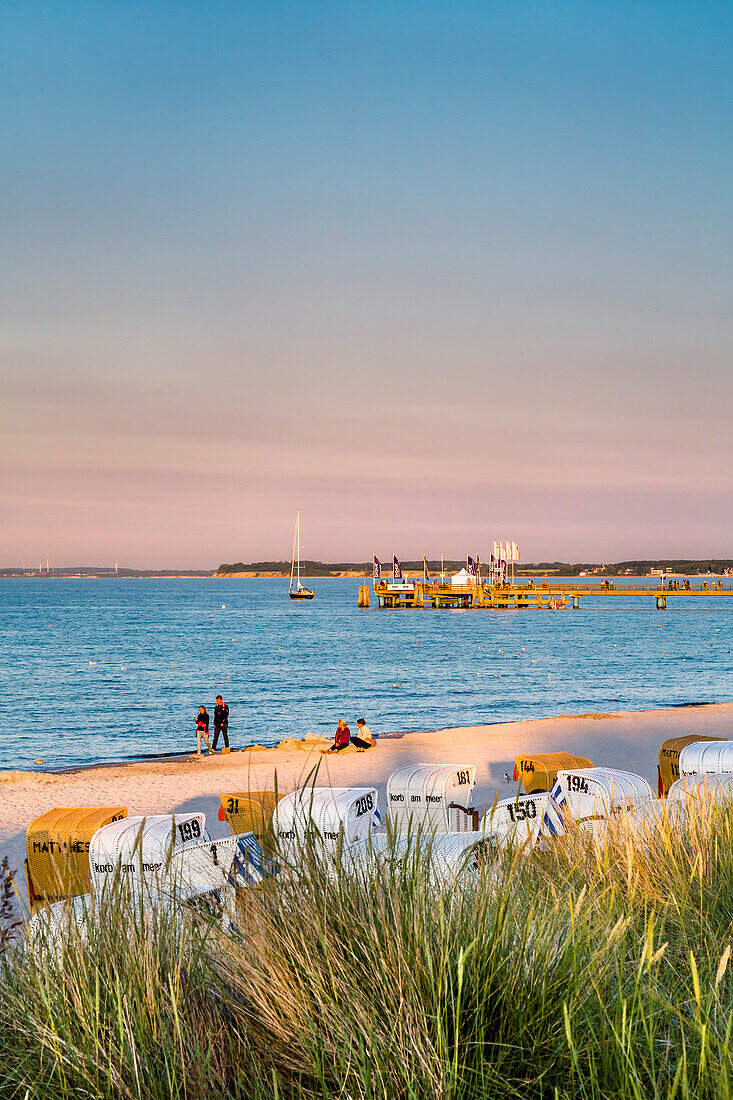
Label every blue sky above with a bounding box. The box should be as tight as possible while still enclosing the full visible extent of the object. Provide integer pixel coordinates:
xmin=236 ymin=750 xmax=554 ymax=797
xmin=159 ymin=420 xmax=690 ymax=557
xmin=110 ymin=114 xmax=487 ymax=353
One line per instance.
xmin=1 ymin=2 xmax=732 ymax=565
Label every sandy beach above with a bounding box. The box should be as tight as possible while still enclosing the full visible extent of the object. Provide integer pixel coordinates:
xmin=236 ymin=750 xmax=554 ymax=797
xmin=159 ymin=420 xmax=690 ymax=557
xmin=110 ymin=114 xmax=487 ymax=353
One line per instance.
xmin=2 ymin=702 xmax=732 ymax=890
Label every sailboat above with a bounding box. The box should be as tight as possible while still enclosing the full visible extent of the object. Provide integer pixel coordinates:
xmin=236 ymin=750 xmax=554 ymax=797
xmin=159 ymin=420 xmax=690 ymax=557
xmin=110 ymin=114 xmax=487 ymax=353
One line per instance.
xmin=289 ymin=509 xmax=315 ymax=600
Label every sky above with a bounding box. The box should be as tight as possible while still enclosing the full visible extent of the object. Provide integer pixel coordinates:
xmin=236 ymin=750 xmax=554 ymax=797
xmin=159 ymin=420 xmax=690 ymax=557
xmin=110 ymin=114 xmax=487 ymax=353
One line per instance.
xmin=1 ymin=1 xmax=732 ymax=568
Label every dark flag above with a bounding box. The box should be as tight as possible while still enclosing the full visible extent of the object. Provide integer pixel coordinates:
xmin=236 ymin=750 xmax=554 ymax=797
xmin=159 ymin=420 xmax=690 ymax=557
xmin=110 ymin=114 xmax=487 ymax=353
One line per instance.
xmin=393 ymin=555 xmax=402 ymax=580
xmin=423 ymin=555 xmax=430 ymax=583
xmin=373 ymin=555 xmax=382 ymax=580
xmin=467 ymin=555 xmax=477 ymax=577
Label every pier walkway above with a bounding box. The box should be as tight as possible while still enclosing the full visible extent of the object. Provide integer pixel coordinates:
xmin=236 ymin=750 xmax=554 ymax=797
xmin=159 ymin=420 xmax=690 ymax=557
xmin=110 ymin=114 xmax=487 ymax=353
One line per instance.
xmin=363 ymin=580 xmax=733 ymax=610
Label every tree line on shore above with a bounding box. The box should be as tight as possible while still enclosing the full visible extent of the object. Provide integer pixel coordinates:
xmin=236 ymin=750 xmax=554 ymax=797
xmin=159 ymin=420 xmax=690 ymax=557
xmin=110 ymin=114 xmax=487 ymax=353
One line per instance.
xmin=216 ymin=558 xmax=733 ymax=577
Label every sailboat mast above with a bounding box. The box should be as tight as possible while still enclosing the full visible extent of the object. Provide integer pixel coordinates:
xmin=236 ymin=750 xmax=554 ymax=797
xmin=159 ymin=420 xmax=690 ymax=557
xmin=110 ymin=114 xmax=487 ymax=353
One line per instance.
xmin=290 ymin=513 xmax=297 ymax=591
xmin=296 ymin=508 xmax=301 ymax=587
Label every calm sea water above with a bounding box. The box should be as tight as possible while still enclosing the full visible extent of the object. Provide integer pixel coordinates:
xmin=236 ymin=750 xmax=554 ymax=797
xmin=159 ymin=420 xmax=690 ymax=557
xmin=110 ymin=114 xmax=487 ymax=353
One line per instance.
xmin=0 ymin=577 xmax=731 ymax=770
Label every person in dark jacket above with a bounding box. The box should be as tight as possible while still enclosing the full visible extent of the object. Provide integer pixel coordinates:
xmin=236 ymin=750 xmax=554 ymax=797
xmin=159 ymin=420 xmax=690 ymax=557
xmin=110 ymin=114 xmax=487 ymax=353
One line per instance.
xmin=195 ymin=705 xmax=211 ymax=755
xmin=323 ymin=718 xmax=351 ymax=753
xmin=212 ymin=695 xmax=230 ymax=752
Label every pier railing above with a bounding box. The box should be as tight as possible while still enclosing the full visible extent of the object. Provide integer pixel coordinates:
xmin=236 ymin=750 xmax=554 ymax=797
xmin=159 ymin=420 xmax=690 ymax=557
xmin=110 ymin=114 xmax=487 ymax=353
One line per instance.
xmin=366 ymin=579 xmax=733 ymax=610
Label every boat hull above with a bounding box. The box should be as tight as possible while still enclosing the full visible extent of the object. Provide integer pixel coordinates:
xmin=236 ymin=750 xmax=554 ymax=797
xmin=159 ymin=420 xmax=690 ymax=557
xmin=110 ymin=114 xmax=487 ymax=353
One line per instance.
xmin=289 ymin=590 xmax=315 ymax=600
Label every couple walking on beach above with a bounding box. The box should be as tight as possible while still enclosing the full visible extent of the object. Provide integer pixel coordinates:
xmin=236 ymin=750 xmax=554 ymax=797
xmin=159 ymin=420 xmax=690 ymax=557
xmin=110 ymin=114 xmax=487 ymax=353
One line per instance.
xmin=195 ymin=695 xmax=230 ymax=755
xmin=324 ymin=718 xmax=376 ymax=753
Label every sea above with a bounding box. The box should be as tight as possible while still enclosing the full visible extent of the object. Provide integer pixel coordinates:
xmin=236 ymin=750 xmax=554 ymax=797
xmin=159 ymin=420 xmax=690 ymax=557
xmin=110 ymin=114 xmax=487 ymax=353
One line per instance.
xmin=0 ymin=577 xmax=731 ymax=770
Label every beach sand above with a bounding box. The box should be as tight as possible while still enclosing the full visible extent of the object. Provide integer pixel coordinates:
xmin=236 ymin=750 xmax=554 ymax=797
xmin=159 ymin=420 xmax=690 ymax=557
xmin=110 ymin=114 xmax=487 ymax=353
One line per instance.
xmin=2 ymin=702 xmax=732 ymax=894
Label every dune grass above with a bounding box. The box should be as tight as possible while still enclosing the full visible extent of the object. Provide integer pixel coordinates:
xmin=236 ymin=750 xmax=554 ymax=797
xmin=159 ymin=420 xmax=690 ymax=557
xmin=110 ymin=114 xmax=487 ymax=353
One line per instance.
xmin=3 ymin=804 xmax=733 ymax=1100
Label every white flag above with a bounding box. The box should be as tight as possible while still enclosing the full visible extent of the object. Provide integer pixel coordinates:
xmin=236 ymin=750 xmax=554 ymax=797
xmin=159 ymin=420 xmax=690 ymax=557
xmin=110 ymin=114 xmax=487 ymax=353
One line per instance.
xmin=499 ymin=542 xmax=505 ymax=560
xmin=493 ymin=541 xmax=500 ymax=560
xmin=512 ymin=542 xmax=520 ymax=561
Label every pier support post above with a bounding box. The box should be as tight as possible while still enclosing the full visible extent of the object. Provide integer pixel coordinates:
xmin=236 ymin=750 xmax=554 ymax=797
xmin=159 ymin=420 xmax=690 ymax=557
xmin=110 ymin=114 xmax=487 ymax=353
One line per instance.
xmin=357 ymin=585 xmax=370 ymax=608
xmin=656 ymin=595 xmax=667 ymax=610
xmin=572 ymin=596 xmax=580 ymax=609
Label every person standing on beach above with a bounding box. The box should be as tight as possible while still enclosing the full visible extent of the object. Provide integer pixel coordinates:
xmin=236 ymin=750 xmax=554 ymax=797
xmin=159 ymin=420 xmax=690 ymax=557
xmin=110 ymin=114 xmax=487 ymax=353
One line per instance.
xmin=324 ymin=718 xmax=351 ymax=753
xmin=212 ymin=694 xmax=230 ymax=753
xmin=195 ymin=705 xmax=211 ymax=755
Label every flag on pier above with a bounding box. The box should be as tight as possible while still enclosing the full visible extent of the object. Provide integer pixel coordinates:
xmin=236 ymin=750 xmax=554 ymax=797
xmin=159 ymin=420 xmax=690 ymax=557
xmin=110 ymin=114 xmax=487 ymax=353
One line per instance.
xmin=393 ymin=555 xmax=402 ymax=580
xmin=373 ymin=555 xmax=382 ymax=579
xmin=493 ymin=541 xmax=500 ymax=561
xmin=423 ymin=555 xmax=430 ymax=583
xmin=511 ymin=542 xmax=520 ymax=562
xmin=467 ymin=555 xmax=477 ymax=577
xmin=499 ymin=542 xmax=506 ymax=561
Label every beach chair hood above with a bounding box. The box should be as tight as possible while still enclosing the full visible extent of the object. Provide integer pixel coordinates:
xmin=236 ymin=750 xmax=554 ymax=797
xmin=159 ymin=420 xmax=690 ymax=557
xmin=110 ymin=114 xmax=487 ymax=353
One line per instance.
xmin=387 ymin=764 xmax=476 ymax=834
xmin=513 ymin=752 xmax=593 ymax=794
xmin=668 ymin=771 xmax=733 ymax=804
xmin=25 ymin=806 xmax=128 ymax=907
xmin=483 ymin=791 xmax=551 ymax=848
xmin=542 ymin=768 xmax=653 ymax=837
xmin=678 ymin=741 xmax=733 ymax=778
xmin=89 ymin=812 xmax=209 ymax=898
xmin=274 ymin=786 xmax=379 ymax=856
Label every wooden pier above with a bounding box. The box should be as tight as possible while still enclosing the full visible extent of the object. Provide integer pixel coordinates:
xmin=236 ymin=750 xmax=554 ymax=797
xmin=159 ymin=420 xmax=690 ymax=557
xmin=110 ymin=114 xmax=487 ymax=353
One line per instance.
xmin=368 ymin=580 xmax=733 ymax=610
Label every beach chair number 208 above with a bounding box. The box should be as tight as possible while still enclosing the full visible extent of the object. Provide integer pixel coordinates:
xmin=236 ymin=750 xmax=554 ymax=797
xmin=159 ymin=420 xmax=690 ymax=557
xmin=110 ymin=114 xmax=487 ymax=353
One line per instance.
xmin=355 ymin=793 xmax=374 ymax=817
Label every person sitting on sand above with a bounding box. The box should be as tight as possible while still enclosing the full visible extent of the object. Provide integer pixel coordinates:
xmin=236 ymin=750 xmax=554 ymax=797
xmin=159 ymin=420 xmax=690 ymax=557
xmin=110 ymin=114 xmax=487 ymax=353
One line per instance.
xmin=350 ymin=718 xmax=376 ymax=751
xmin=195 ymin=705 xmax=211 ymax=755
xmin=324 ymin=718 xmax=351 ymax=753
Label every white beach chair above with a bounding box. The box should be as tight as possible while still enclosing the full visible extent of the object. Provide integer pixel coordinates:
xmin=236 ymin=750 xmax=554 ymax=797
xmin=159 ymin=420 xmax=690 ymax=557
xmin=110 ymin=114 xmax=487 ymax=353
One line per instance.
xmin=273 ymin=786 xmax=379 ymax=860
xmin=482 ymin=791 xmax=551 ymax=849
xmin=386 ymin=764 xmax=476 ymax=835
xmin=678 ymin=741 xmax=733 ymax=779
xmin=542 ymin=768 xmax=654 ymax=838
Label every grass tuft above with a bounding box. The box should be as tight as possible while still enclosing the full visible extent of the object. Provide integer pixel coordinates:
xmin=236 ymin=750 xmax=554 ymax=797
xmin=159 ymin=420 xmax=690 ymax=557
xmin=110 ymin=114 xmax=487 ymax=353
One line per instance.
xmin=3 ymin=806 xmax=733 ymax=1099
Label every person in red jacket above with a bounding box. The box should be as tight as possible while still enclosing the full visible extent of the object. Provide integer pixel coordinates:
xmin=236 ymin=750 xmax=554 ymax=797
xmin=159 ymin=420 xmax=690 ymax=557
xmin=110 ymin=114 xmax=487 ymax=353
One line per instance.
xmin=195 ymin=705 xmax=211 ymax=755
xmin=324 ymin=718 xmax=351 ymax=753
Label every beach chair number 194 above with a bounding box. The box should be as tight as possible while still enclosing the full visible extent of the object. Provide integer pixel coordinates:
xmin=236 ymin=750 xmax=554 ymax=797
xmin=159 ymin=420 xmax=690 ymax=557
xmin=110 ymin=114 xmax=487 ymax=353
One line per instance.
xmin=565 ymin=776 xmax=590 ymax=794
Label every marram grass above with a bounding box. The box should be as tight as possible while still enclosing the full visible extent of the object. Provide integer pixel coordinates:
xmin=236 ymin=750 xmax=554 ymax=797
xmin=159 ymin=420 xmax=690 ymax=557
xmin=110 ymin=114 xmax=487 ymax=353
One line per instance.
xmin=3 ymin=806 xmax=733 ymax=1100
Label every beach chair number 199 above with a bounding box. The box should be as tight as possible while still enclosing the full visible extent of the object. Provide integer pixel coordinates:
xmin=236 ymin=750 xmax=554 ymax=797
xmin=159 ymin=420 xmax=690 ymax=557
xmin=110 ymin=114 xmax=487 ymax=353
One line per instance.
xmin=177 ymin=820 xmax=202 ymax=843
